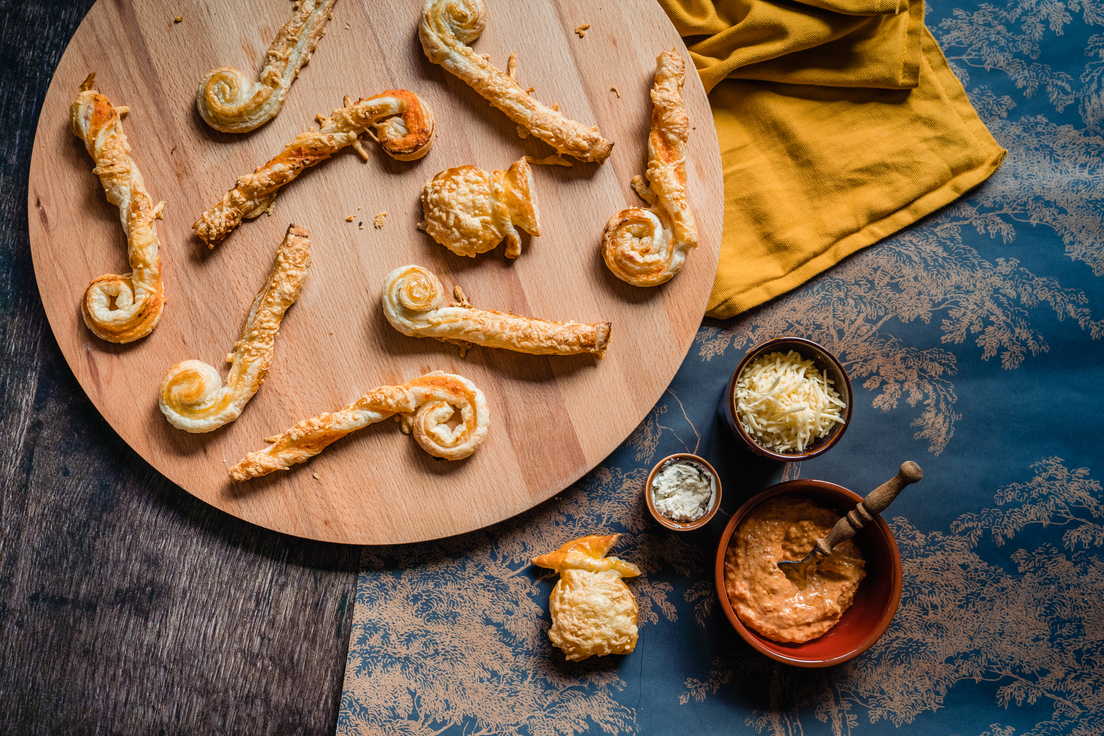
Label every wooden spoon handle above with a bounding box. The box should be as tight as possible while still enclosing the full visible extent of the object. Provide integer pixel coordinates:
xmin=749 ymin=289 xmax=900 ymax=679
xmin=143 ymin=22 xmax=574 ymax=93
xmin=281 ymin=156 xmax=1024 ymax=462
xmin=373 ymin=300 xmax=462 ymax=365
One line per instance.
xmin=813 ymin=461 xmax=923 ymax=557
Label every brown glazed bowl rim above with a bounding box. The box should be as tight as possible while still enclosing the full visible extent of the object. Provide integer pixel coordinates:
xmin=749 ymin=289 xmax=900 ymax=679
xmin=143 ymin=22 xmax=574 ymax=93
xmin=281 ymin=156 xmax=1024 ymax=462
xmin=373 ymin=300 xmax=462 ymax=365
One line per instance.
xmin=713 ymin=479 xmax=903 ymax=667
xmin=726 ymin=337 xmax=853 ymax=461
xmin=645 ymin=453 xmax=722 ymax=531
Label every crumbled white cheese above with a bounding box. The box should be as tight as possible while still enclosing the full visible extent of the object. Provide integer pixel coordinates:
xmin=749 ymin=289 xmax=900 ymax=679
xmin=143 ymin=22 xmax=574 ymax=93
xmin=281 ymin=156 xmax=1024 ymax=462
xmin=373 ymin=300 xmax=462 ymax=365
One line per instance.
xmin=652 ymin=460 xmax=715 ymax=522
xmin=735 ymin=350 xmax=845 ymax=453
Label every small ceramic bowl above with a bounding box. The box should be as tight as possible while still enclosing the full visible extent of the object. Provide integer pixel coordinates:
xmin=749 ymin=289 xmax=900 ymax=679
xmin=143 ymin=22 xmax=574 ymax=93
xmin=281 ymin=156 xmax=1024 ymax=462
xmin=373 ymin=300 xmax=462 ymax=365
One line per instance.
xmin=645 ymin=453 xmax=722 ymax=531
xmin=714 ymin=479 xmax=902 ymax=667
xmin=722 ymin=336 xmax=853 ymax=461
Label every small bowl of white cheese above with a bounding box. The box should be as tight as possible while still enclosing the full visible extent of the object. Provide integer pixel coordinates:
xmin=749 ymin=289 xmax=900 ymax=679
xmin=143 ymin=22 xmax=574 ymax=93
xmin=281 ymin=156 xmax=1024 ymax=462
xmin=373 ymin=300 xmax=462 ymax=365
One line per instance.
xmin=645 ymin=454 xmax=722 ymax=531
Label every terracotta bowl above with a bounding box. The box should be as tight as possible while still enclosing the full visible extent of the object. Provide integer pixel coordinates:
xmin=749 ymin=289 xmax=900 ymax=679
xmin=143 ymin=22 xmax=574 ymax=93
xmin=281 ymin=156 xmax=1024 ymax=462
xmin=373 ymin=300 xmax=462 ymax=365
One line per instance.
xmin=722 ymin=337 xmax=853 ymax=461
xmin=645 ymin=453 xmax=722 ymax=531
xmin=714 ymin=479 xmax=902 ymax=667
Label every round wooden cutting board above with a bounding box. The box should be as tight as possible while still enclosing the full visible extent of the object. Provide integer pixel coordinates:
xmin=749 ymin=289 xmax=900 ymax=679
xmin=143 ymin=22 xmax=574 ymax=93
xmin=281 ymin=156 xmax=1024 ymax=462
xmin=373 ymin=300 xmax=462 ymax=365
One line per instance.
xmin=28 ymin=0 xmax=723 ymax=544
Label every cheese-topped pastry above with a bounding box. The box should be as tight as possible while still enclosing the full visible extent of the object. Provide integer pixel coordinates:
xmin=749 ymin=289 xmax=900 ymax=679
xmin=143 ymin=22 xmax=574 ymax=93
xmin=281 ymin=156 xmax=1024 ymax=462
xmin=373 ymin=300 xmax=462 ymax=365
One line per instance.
xmin=228 ymin=371 xmax=489 ymax=480
xmin=419 ymin=158 xmax=541 ymax=258
xmin=69 ymin=73 xmax=165 ymax=343
xmin=602 ymin=51 xmax=698 ymax=287
xmin=193 ymin=90 xmax=435 ymax=247
xmin=419 ymin=0 xmax=612 ymax=164
xmin=532 ymin=534 xmax=641 ymax=661
xmin=382 ymin=265 xmax=610 ymax=356
xmin=197 ymin=0 xmax=338 ymax=134
xmin=159 ymin=225 xmax=311 ymax=433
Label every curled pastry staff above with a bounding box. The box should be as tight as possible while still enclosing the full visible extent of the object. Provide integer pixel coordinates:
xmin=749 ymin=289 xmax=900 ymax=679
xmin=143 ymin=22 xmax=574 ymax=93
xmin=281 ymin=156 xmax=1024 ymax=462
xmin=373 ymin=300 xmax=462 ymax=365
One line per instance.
xmin=383 ymin=265 xmax=611 ymax=356
xmin=159 ymin=225 xmax=311 ymax=433
xmin=197 ymin=0 xmax=338 ymax=134
xmin=70 ymin=73 xmax=165 ymax=343
xmin=419 ymin=0 xmax=613 ymax=164
xmin=532 ymin=534 xmax=641 ymax=662
xmin=602 ymin=50 xmax=699 ymax=288
xmin=193 ymin=90 xmax=435 ymax=247
xmin=228 ymin=371 xmax=489 ymax=481
xmin=419 ymin=157 xmax=541 ymax=259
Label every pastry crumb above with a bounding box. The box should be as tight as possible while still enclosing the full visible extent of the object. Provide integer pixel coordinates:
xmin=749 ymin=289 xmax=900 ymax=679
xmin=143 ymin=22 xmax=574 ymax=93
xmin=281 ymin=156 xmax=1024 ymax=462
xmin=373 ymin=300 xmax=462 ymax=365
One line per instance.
xmin=610 ymin=86 xmax=620 ymax=98
xmin=173 ymin=15 xmax=183 ymax=23
xmin=170 ymin=144 xmax=177 ymax=154
xmin=358 ymin=223 xmax=364 ymax=230
xmin=345 ymin=215 xmax=354 ymax=222
xmin=312 ymin=472 xmax=320 ymax=480
xmin=373 ymin=212 xmax=387 ymax=228
xmin=575 ymin=23 xmax=590 ymax=37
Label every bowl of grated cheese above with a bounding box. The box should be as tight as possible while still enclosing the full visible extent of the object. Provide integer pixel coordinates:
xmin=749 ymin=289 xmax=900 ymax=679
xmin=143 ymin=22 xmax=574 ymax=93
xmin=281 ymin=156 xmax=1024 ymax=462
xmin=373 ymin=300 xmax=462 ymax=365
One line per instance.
xmin=723 ymin=337 xmax=852 ymax=461
xmin=645 ymin=453 xmax=722 ymax=531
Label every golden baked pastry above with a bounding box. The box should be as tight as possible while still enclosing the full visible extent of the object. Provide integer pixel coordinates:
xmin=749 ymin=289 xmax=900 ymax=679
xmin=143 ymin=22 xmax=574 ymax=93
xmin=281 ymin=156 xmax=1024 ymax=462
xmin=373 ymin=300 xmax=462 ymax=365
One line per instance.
xmin=69 ymin=73 xmax=165 ymax=343
xmin=418 ymin=0 xmax=613 ymax=164
xmin=159 ymin=225 xmax=311 ymax=433
xmin=193 ymin=90 xmax=436 ymax=247
xmin=419 ymin=158 xmax=541 ymax=258
xmin=228 ymin=371 xmax=489 ymax=481
xmin=602 ymin=51 xmax=699 ymax=287
xmin=532 ymin=534 xmax=641 ymax=661
xmin=382 ymin=265 xmax=611 ymax=356
xmin=197 ymin=0 xmax=338 ymax=134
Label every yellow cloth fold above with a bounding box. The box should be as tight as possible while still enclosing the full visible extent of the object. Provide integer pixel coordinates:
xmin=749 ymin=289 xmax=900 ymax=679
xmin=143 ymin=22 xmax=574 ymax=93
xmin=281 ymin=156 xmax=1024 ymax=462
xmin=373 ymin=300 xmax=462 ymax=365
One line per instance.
xmin=657 ymin=0 xmax=1006 ymax=318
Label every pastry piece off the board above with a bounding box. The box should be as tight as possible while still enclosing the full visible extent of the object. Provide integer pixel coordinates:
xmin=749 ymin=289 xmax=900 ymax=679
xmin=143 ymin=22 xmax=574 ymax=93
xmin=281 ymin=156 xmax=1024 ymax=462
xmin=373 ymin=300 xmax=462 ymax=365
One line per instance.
xmin=602 ymin=50 xmax=699 ymax=287
xmin=532 ymin=534 xmax=641 ymax=661
xmin=196 ymin=0 xmax=338 ymax=134
xmin=69 ymin=73 xmax=166 ymax=343
xmin=382 ymin=265 xmax=610 ymax=356
xmin=228 ymin=371 xmax=489 ymax=481
xmin=419 ymin=158 xmax=541 ymax=258
xmin=418 ymin=0 xmax=612 ymax=163
xmin=159 ymin=225 xmax=311 ymax=433
xmin=193 ymin=90 xmax=435 ymax=247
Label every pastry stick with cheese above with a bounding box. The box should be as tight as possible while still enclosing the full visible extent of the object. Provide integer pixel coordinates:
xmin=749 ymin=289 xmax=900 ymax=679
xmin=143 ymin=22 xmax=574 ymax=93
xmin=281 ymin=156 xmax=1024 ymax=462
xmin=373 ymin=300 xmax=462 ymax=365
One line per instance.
xmin=193 ymin=90 xmax=435 ymax=247
xmin=532 ymin=534 xmax=641 ymax=661
xmin=419 ymin=158 xmax=541 ymax=258
xmin=602 ymin=51 xmax=698 ymax=287
xmin=382 ymin=265 xmax=610 ymax=356
xmin=228 ymin=371 xmax=489 ymax=480
xmin=70 ymin=73 xmax=165 ymax=343
xmin=159 ymin=225 xmax=311 ymax=433
xmin=419 ymin=0 xmax=613 ymax=164
xmin=197 ymin=0 xmax=338 ymax=134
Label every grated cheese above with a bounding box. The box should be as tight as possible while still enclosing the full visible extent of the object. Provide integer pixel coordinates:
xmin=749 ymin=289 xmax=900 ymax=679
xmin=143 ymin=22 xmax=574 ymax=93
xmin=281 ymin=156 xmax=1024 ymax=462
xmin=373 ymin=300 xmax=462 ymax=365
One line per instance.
xmin=735 ymin=350 xmax=845 ymax=453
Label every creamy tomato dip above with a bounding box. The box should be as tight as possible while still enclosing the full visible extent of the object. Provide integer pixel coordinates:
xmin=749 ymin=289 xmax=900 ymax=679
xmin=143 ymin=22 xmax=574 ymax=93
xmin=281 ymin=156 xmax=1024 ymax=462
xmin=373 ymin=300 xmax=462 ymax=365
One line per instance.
xmin=724 ymin=497 xmax=865 ymax=643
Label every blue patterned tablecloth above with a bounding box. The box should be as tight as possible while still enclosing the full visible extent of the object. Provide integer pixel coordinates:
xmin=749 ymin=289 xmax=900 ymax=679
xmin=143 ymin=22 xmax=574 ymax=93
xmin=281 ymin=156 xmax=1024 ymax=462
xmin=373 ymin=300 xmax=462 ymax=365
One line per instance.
xmin=338 ymin=2 xmax=1104 ymax=733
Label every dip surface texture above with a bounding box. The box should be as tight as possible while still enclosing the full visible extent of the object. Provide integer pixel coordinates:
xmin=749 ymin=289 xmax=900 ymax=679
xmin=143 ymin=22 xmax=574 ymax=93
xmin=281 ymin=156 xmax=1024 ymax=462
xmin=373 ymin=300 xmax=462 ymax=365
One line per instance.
xmin=652 ymin=459 xmax=715 ymax=522
xmin=724 ymin=497 xmax=865 ymax=643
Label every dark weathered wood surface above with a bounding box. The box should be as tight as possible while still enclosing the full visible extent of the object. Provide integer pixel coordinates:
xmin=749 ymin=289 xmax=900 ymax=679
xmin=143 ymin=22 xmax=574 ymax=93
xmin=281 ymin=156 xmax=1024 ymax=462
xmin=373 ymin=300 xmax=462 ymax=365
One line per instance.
xmin=0 ymin=2 xmax=360 ymax=733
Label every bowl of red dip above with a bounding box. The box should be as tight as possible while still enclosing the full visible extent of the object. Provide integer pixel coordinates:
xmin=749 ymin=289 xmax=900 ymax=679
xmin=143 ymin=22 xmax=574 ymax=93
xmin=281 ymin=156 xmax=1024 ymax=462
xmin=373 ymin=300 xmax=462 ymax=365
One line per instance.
xmin=714 ymin=479 xmax=902 ymax=667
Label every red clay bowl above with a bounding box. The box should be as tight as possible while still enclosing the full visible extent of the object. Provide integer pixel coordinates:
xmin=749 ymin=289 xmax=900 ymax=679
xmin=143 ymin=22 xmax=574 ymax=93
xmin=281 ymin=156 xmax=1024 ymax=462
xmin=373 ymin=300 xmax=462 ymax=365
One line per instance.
xmin=714 ymin=479 xmax=902 ymax=668
xmin=722 ymin=337 xmax=853 ymax=461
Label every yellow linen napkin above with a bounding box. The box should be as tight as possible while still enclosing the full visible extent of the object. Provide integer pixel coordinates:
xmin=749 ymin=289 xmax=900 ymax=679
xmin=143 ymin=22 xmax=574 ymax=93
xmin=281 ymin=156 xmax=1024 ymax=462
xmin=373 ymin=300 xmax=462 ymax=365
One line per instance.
xmin=658 ymin=0 xmax=1006 ymax=318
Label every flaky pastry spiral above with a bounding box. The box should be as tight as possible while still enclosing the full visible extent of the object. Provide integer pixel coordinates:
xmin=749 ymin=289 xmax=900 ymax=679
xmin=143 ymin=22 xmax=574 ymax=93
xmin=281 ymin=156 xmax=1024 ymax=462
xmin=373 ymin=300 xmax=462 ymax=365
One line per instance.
xmin=193 ymin=90 xmax=435 ymax=247
xmin=419 ymin=158 xmax=541 ymax=258
xmin=228 ymin=371 xmax=489 ymax=480
xmin=532 ymin=534 xmax=641 ymax=661
xmin=159 ymin=225 xmax=311 ymax=433
xmin=382 ymin=265 xmax=611 ymax=356
xmin=602 ymin=51 xmax=699 ymax=287
xmin=69 ymin=73 xmax=165 ymax=343
xmin=419 ymin=0 xmax=612 ymax=163
xmin=197 ymin=0 xmax=338 ymax=134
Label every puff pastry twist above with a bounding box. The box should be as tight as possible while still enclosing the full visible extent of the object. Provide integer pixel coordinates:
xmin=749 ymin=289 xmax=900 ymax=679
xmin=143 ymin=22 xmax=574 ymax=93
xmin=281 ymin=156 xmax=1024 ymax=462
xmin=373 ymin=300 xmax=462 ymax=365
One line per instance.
xmin=197 ymin=0 xmax=338 ymax=134
xmin=419 ymin=158 xmax=541 ymax=258
xmin=419 ymin=0 xmax=612 ymax=163
xmin=159 ymin=225 xmax=311 ymax=433
xmin=70 ymin=73 xmax=166 ymax=343
xmin=532 ymin=534 xmax=641 ymax=661
xmin=228 ymin=371 xmax=489 ymax=481
xmin=602 ymin=51 xmax=699 ymax=287
xmin=193 ymin=90 xmax=435 ymax=247
xmin=383 ymin=265 xmax=611 ymax=356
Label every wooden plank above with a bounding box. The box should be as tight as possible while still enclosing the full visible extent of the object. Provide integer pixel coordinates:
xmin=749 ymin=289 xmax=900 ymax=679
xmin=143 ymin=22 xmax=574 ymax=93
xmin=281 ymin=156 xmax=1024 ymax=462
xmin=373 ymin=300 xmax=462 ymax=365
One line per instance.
xmin=28 ymin=0 xmax=723 ymax=544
